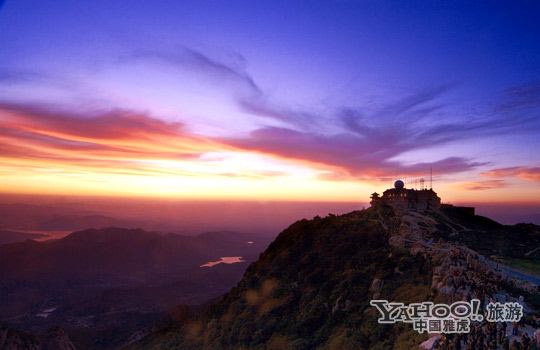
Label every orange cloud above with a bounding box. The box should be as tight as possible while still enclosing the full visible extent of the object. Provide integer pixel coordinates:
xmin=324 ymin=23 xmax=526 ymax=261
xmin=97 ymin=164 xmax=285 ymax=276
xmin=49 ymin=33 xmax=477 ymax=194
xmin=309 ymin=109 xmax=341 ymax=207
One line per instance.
xmin=0 ymin=103 xmax=332 ymax=200
xmin=0 ymin=103 xmax=218 ymax=154
xmin=0 ymin=103 xmax=228 ymax=177
xmin=481 ymin=166 xmax=540 ymax=182
xmin=452 ymin=180 xmax=507 ymax=191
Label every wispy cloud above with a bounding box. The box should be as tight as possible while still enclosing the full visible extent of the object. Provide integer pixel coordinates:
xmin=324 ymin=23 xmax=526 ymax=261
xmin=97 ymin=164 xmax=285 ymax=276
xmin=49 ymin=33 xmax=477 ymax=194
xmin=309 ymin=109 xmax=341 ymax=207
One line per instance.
xmin=481 ymin=166 xmax=540 ymax=182
xmin=220 ymin=125 xmax=485 ymax=180
xmin=220 ymin=86 xmax=495 ymax=179
xmin=0 ymin=102 xmax=317 ymax=181
xmin=220 ymin=71 xmax=540 ymax=180
xmin=0 ymin=103 xmax=223 ymax=177
xmin=124 ymin=46 xmax=261 ymax=96
xmin=453 ymin=180 xmax=508 ymax=191
xmin=0 ymin=68 xmax=44 ymax=84
xmin=494 ymin=82 xmax=540 ymax=113
xmin=0 ymin=102 xmax=212 ymax=155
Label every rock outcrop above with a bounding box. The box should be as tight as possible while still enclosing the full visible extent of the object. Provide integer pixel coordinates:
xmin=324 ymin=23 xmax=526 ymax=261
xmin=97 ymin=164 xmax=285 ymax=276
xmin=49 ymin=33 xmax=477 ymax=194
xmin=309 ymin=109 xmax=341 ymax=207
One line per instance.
xmin=0 ymin=325 xmax=77 ymax=350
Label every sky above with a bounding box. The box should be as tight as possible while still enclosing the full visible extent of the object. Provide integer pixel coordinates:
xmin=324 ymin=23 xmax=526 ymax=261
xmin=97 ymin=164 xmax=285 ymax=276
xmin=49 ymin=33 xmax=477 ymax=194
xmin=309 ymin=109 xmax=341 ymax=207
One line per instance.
xmin=0 ymin=0 xmax=539 ymax=204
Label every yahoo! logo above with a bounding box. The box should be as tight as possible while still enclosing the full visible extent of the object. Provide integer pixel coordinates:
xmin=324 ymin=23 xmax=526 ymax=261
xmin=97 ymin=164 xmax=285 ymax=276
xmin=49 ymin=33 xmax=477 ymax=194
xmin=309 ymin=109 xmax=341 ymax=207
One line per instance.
xmin=370 ymin=299 xmax=522 ymax=333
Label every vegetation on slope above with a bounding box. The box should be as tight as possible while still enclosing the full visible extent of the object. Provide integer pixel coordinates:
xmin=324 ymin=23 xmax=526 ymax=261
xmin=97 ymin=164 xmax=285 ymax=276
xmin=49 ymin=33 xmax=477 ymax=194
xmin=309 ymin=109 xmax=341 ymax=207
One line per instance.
xmin=439 ymin=209 xmax=540 ymax=270
xmin=128 ymin=205 xmax=432 ymax=350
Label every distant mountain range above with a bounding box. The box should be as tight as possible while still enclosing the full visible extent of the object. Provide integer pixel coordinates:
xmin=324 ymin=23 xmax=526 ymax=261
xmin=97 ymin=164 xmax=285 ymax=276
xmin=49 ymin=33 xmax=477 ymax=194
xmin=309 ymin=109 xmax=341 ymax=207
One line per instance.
xmin=0 ymin=229 xmax=48 ymax=246
xmin=0 ymin=227 xmax=272 ymax=350
xmin=0 ymin=202 xmax=149 ymax=233
xmin=0 ymin=199 xmax=366 ymax=236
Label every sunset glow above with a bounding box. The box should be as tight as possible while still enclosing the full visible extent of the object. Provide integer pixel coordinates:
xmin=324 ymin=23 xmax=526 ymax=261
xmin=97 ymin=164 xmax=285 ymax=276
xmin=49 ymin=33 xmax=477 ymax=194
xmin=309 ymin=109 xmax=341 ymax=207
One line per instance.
xmin=1 ymin=1 xmax=539 ymax=205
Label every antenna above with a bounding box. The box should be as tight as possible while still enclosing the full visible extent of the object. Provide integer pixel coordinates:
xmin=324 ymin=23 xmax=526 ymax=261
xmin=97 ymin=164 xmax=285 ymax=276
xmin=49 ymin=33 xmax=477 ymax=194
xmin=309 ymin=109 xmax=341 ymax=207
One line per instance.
xmin=430 ymin=167 xmax=433 ymax=190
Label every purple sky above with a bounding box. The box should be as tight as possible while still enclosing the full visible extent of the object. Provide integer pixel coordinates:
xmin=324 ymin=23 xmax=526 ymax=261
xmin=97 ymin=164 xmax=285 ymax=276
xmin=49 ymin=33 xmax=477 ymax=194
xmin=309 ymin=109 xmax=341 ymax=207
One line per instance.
xmin=0 ymin=1 xmax=539 ymax=204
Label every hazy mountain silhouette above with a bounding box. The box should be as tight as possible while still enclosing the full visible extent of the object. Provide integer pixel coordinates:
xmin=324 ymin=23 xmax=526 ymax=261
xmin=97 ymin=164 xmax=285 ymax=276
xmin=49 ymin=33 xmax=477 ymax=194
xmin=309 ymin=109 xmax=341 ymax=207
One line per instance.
xmin=0 ymin=228 xmax=272 ymax=350
xmin=0 ymin=229 xmax=48 ymax=246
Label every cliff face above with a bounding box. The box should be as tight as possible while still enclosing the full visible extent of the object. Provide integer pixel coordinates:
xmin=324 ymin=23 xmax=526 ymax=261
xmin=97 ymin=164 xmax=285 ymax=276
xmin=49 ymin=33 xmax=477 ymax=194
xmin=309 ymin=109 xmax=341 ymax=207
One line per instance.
xmin=126 ymin=204 xmax=540 ymax=350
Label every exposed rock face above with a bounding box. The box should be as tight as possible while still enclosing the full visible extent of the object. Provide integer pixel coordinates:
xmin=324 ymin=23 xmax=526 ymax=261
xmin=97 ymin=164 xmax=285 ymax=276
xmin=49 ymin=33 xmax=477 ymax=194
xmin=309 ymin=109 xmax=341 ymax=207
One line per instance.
xmin=388 ymin=235 xmax=405 ymax=248
xmin=369 ymin=278 xmax=383 ymax=299
xmin=390 ymin=206 xmax=533 ymax=308
xmin=0 ymin=325 xmax=41 ymax=350
xmin=41 ymin=327 xmax=77 ymax=350
xmin=0 ymin=325 xmax=76 ymax=350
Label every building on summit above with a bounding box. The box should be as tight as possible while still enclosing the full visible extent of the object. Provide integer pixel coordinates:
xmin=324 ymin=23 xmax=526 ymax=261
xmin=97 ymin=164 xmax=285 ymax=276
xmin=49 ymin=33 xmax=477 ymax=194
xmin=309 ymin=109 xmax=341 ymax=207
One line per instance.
xmin=370 ymin=180 xmax=441 ymax=212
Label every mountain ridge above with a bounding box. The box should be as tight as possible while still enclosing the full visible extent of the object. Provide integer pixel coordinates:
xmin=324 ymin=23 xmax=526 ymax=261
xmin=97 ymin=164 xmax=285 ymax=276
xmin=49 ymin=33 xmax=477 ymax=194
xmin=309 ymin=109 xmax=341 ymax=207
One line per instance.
xmin=126 ymin=204 xmax=540 ymax=350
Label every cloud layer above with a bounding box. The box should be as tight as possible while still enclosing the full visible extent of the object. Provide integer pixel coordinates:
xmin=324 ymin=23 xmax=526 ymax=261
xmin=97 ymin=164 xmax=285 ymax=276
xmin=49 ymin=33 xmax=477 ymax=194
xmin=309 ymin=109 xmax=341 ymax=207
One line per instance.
xmin=1 ymin=47 xmax=539 ymax=189
xmin=0 ymin=103 xmax=221 ymax=177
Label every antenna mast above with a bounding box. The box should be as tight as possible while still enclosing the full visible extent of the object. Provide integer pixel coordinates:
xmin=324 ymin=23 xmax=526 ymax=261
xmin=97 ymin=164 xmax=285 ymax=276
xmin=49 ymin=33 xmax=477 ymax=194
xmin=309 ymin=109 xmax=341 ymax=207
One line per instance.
xmin=430 ymin=167 xmax=433 ymax=190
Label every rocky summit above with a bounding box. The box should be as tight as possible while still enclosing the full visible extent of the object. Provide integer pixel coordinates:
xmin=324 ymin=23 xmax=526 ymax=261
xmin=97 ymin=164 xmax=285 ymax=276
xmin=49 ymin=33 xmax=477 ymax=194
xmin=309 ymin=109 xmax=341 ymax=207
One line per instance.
xmin=126 ymin=204 xmax=540 ymax=350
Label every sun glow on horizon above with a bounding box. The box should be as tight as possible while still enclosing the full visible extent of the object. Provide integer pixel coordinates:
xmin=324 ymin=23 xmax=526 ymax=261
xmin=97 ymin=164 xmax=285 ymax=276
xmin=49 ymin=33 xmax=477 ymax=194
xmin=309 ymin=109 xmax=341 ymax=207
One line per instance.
xmin=1 ymin=2 xmax=539 ymax=203
xmin=0 ymin=170 xmax=376 ymax=201
xmin=1 ymin=103 xmax=539 ymax=202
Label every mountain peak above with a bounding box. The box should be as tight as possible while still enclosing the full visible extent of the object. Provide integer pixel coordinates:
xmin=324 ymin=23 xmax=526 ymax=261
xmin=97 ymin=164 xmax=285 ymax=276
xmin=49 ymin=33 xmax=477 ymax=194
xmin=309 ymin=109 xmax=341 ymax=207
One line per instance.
xmin=127 ymin=204 xmax=540 ymax=349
